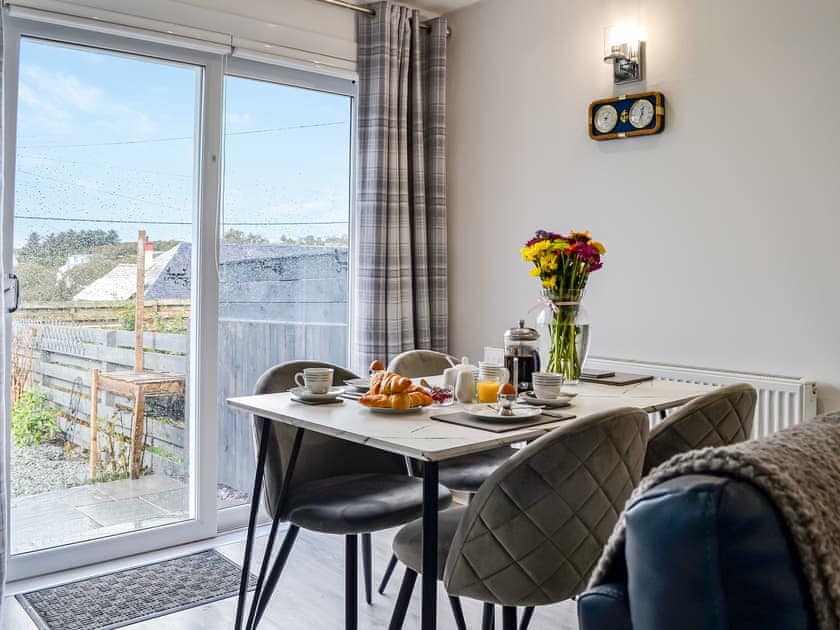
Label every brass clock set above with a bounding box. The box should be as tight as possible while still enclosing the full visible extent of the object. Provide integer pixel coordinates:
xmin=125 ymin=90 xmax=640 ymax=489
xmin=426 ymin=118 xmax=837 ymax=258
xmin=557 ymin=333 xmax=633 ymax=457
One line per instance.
xmin=588 ymin=91 xmax=665 ymax=141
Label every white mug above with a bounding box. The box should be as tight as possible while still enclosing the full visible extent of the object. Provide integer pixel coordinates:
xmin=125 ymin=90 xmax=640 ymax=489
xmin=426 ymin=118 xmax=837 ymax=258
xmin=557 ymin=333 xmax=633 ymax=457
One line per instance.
xmin=294 ymin=368 xmax=333 ymax=394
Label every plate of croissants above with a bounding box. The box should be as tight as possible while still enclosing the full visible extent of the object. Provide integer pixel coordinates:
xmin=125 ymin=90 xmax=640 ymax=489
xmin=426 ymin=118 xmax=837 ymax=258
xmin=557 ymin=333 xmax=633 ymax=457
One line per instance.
xmin=359 ymin=370 xmax=434 ymax=413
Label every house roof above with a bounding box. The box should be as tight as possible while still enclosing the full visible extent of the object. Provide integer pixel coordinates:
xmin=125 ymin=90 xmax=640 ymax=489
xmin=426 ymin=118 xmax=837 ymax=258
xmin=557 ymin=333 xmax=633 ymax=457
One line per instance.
xmin=74 ymin=243 xmax=348 ymax=301
xmin=72 ymin=244 xmax=184 ymax=302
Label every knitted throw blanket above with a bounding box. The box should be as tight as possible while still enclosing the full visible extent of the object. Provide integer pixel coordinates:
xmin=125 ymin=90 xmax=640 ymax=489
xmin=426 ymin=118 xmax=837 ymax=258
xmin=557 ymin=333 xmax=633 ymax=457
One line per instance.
xmin=589 ymin=412 xmax=840 ymax=630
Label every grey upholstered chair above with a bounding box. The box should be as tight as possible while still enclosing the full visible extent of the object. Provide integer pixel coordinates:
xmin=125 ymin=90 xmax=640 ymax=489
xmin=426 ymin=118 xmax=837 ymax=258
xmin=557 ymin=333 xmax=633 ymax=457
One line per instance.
xmin=379 ymin=349 xmax=519 ymax=596
xmin=245 ymin=361 xmax=452 ymax=630
xmin=387 ymin=349 xmax=458 ymax=376
xmin=643 ymin=383 xmax=757 ymax=474
xmin=387 ymin=407 xmax=650 ymax=630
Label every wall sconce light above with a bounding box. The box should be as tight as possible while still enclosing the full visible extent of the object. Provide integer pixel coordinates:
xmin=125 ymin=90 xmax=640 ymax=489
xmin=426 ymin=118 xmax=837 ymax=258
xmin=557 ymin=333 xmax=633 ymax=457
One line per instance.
xmin=603 ymin=24 xmax=644 ymax=85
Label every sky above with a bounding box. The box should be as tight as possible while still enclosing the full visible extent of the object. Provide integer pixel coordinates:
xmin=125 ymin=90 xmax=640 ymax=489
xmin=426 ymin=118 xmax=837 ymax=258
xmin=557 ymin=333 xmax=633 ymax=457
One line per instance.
xmin=13 ymin=38 xmax=352 ymax=249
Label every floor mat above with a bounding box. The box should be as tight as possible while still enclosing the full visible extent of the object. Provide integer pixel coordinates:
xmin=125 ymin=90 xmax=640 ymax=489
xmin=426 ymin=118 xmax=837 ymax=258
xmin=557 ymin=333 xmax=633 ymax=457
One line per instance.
xmin=16 ymin=549 xmax=255 ymax=630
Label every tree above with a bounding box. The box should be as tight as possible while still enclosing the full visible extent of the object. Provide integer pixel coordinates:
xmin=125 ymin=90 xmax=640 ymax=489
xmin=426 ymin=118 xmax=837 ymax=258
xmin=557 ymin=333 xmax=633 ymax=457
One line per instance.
xmin=222 ymin=229 xmax=268 ymax=245
xmin=18 ymin=228 xmax=120 ymax=266
xmin=13 ymin=262 xmax=71 ymax=303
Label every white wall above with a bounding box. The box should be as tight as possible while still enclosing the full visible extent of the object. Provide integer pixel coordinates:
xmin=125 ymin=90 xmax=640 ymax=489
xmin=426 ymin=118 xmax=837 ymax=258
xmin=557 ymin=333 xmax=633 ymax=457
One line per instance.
xmin=445 ymin=0 xmax=840 ymax=412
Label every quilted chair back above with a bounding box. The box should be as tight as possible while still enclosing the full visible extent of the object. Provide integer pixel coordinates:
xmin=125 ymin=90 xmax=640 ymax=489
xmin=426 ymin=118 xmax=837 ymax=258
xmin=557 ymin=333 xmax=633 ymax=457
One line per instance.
xmin=643 ymin=383 xmax=757 ymax=475
xmin=387 ymin=350 xmax=458 ymax=378
xmin=252 ymin=361 xmax=407 ymax=519
xmin=442 ymin=407 xmax=649 ymax=607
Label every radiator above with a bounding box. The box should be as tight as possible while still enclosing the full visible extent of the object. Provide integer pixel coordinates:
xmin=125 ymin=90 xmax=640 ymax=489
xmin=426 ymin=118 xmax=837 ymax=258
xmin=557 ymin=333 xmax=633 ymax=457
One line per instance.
xmin=585 ymin=357 xmax=818 ymax=439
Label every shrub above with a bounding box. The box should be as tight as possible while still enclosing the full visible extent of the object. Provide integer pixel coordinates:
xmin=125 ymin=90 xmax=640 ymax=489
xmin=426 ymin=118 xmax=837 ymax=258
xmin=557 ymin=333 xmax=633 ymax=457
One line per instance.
xmin=12 ymin=389 xmax=58 ymax=447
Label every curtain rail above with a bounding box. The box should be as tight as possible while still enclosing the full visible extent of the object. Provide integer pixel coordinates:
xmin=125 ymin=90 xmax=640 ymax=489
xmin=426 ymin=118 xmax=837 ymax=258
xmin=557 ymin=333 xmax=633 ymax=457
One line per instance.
xmin=314 ymin=0 xmax=452 ymax=36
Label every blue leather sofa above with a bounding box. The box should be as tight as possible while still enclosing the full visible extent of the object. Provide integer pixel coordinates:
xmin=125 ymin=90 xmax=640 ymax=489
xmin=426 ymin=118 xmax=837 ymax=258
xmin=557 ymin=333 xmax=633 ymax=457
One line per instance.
xmin=577 ymin=473 xmax=816 ymax=630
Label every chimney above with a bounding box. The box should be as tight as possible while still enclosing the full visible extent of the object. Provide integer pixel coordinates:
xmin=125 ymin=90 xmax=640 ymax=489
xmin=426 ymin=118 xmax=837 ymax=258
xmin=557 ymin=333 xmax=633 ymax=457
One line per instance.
xmin=144 ymin=241 xmax=154 ymax=268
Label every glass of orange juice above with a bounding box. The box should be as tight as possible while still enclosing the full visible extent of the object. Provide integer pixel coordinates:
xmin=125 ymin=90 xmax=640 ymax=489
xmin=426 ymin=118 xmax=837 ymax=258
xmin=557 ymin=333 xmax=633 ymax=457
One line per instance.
xmin=476 ymin=364 xmax=510 ymax=403
xmin=476 ymin=380 xmax=502 ymax=403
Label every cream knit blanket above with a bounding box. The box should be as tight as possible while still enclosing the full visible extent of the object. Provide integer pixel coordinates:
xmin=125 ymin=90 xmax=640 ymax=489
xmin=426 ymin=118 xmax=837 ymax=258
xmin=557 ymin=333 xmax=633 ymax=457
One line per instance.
xmin=589 ymin=412 xmax=840 ymax=630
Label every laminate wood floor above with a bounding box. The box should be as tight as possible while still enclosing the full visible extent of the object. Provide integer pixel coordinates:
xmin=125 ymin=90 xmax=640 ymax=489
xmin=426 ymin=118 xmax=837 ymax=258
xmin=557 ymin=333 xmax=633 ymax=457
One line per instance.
xmin=3 ymin=527 xmax=579 ymax=629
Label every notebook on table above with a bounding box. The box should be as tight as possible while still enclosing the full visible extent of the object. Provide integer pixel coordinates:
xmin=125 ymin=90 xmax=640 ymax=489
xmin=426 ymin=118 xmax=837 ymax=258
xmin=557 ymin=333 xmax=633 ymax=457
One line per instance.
xmin=579 ymin=372 xmax=654 ymax=386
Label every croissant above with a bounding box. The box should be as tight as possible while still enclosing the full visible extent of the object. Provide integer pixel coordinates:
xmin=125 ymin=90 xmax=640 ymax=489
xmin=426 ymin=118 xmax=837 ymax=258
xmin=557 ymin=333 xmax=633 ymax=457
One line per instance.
xmin=359 ymin=390 xmax=433 ymax=409
xmin=369 ymin=371 xmax=414 ymax=395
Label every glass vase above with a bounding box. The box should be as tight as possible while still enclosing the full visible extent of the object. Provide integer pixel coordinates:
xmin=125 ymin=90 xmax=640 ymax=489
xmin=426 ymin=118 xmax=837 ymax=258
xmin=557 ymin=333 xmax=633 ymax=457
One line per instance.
xmin=536 ymin=290 xmax=590 ymax=384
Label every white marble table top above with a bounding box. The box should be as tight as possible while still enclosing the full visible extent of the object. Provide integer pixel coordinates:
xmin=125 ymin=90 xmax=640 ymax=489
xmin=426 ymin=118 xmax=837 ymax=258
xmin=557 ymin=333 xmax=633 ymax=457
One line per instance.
xmin=227 ymin=378 xmax=715 ymax=462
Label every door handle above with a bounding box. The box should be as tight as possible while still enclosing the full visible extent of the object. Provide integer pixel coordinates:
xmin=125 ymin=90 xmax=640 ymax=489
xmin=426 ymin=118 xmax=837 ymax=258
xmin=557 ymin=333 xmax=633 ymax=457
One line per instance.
xmin=5 ymin=273 xmax=20 ymax=313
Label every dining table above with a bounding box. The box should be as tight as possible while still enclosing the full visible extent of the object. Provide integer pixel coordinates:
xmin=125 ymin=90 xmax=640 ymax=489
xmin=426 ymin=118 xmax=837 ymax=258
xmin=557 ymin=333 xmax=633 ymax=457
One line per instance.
xmin=227 ymin=376 xmax=715 ymax=630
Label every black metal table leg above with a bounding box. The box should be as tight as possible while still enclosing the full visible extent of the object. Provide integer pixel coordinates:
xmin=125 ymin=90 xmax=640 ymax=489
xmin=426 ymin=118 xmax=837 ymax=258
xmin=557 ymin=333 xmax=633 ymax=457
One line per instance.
xmin=502 ymin=606 xmax=517 ymax=630
xmin=235 ymin=419 xmax=271 ymax=630
xmin=421 ymin=460 xmax=439 ymax=630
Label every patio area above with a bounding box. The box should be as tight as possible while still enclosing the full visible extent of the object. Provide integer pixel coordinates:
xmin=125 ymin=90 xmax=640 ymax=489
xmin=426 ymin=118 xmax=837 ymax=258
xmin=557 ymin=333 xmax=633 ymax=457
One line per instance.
xmin=11 ymin=474 xmax=192 ymax=554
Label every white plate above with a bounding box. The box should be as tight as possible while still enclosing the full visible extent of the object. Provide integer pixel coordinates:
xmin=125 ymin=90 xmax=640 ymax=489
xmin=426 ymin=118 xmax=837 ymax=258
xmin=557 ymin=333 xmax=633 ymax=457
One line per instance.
xmin=518 ymin=392 xmax=575 ymax=408
xmin=290 ymin=386 xmax=345 ymax=402
xmin=364 ymin=404 xmax=430 ymax=414
xmin=462 ymin=404 xmax=543 ymax=420
xmin=344 ymin=377 xmax=371 ymax=392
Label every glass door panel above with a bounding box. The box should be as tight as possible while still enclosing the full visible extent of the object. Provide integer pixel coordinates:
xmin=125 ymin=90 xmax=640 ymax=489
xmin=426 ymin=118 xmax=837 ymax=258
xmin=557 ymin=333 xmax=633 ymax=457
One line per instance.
xmin=216 ymin=73 xmax=352 ymax=509
xmin=9 ymin=37 xmax=201 ymax=554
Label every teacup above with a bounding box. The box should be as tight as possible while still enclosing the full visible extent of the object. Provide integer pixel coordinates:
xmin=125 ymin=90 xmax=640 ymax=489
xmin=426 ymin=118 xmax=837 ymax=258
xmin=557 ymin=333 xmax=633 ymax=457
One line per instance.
xmin=294 ymin=367 xmax=334 ymax=394
xmin=532 ymin=372 xmax=564 ymax=400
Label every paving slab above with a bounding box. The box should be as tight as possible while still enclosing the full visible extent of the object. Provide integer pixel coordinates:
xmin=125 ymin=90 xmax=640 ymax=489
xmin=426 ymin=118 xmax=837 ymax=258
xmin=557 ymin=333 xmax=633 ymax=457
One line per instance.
xmin=77 ymin=497 xmax=170 ymax=527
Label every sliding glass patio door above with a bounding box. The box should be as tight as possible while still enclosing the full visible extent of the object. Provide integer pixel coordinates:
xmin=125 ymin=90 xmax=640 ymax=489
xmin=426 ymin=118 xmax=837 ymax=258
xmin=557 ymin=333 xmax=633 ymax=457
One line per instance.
xmin=2 ymin=18 xmax=222 ymax=580
xmin=215 ymin=61 xmax=354 ymax=516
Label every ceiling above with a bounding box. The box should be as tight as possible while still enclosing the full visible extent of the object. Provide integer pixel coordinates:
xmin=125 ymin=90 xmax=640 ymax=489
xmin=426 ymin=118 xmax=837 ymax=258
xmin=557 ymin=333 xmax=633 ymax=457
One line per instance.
xmin=346 ymin=0 xmax=481 ymax=16
xmin=403 ymin=0 xmax=481 ymax=14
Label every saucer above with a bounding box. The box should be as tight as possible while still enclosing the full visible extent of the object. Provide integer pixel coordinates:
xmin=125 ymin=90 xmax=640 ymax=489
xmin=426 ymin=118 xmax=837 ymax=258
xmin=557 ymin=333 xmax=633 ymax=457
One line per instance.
xmin=290 ymin=386 xmax=345 ymax=402
xmin=519 ymin=391 xmax=575 ymax=408
xmin=344 ymin=377 xmax=371 ymax=392
xmin=462 ymin=404 xmax=543 ymax=421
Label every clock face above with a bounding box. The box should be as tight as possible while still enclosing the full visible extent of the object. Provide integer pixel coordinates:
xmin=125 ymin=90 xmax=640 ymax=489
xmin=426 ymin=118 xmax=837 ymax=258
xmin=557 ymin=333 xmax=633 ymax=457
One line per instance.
xmin=629 ymin=99 xmax=655 ymax=129
xmin=594 ymin=105 xmax=618 ymax=133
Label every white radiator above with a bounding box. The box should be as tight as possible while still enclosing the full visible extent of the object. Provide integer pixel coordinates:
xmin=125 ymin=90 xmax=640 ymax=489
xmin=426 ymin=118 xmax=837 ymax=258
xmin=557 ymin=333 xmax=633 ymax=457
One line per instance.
xmin=585 ymin=358 xmax=818 ymax=439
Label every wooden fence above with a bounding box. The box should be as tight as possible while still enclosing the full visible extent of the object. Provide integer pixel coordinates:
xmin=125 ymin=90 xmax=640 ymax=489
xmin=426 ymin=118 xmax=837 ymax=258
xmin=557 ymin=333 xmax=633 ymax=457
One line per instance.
xmin=14 ymin=316 xmax=348 ymax=491
xmin=216 ymin=318 xmax=348 ymax=494
xmin=14 ymin=320 xmax=188 ymax=476
xmin=18 ymin=299 xmax=190 ymax=327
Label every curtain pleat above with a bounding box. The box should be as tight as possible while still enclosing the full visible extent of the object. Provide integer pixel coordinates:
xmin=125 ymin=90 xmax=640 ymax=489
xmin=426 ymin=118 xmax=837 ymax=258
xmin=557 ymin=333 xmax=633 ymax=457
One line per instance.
xmin=355 ymin=1 xmax=448 ymax=370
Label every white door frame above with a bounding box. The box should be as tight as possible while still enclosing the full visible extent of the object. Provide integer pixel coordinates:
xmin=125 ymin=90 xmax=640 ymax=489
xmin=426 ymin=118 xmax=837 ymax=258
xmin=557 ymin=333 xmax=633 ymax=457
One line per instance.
xmin=2 ymin=17 xmax=223 ymax=581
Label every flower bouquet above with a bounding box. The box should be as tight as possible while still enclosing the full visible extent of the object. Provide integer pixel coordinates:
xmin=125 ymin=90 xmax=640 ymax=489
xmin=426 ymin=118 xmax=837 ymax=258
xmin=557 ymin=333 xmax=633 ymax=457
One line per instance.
xmin=521 ymin=230 xmax=605 ymax=382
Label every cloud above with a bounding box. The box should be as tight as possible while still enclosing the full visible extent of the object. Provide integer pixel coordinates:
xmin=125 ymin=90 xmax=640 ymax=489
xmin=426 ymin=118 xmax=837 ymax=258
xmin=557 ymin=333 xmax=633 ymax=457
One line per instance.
xmin=18 ymin=64 xmax=159 ymax=139
xmin=22 ymin=65 xmax=103 ymax=111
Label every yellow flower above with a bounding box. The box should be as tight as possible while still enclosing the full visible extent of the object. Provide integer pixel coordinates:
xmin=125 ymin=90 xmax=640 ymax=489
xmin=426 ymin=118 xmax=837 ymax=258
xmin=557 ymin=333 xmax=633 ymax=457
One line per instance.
xmin=592 ymin=241 xmax=606 ymax=254
xmin=529 ymin=266 xmax=541 ymax=277
xmin=541 ymin=276 xmax=557 ymax=289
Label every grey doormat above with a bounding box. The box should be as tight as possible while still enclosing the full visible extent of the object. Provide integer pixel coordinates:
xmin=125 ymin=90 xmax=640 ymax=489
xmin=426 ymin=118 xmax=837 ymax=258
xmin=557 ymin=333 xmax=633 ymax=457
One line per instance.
xmin=16 ymin=549 xmax=256 ymax=630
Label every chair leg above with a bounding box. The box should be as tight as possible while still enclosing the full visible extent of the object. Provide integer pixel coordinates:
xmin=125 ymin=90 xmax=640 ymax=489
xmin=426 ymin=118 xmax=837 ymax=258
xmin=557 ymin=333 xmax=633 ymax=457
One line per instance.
xmin=481 ymin=603 xmax=495 ymax=630
xmin=361 ymin=533 xmax=373 ymax=605
xmin=502 ymin=606 xmax=517 ymax=630
xmin=519 ymin=606 xmax=534 ymax=630
xmin=388 ymin=568 xmax=418 ymax=630
xmin=448 ymin=596 xmax=467 ymax=630
xmin=252 ymin=524 xmax=300 ymax=628
xmin=346 ymin=535 xmax=358 ymax=630
xmin=379 ymin=553 xmax=399 ymax=594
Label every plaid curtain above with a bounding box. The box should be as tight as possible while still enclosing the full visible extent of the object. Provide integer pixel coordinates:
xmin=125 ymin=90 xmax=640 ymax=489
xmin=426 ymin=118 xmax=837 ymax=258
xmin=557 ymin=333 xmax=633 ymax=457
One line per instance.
xmin=354 ymin=2 xmax=448 ymax=370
